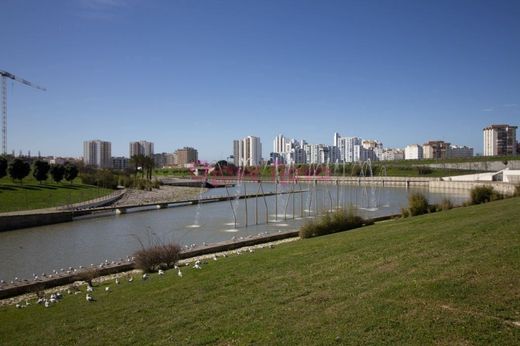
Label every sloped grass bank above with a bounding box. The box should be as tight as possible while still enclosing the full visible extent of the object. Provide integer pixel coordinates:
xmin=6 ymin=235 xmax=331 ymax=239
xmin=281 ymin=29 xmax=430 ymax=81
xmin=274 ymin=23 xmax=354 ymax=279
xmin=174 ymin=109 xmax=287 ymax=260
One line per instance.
xmin=0 ymin=177 xmax=112 ymax=212
xmin=1 ymin=198 xmax=519 ymax=345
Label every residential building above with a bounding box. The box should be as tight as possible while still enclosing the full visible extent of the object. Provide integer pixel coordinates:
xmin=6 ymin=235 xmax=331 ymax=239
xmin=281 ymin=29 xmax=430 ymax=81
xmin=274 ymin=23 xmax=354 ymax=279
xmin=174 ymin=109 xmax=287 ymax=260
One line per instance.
xmin=447 ymin=145 xmax=474 ymax=158
xmin=232 ymin=140 xmax=240 ymax=166
xmin=234 ymin=136 xmax=262 ymax=166
xmin=273 ymin=134 xmax=287 ymax=154
xmin=83 ymin=140 xmax=112 ymax=168
xmin=483 ymin=124 xmax=518 ymax=156
xmin=174 ymin=147 xmax=198 ymax=166
xmin=337 ymin=136 xmax=362 ymax=162
xmin=381 ymin=148 xmax=405 ymax=161
xmin=112 ymin=156 xmax=130 ymax=170
xmin=405 ymin=144 xmax=423 ymax=160
xmin=129 ymin=140 xmax=154 ymax=158
xmin=423 ymin=141 xmax=451 ymax=159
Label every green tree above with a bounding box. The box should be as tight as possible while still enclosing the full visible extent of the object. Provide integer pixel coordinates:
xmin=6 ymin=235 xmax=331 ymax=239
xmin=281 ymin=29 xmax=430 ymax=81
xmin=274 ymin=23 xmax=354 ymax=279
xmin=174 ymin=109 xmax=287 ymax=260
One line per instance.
xmin=64 ymin=163 xmax=79 ymax=184
xmin=8 ymin=159 xmax=31 ymax=184
xmin=0 ymin=157 xmax=7 ymax=179
xmin=50 ymin=164 xmax=65 ymax=183
xmin=32 ymin=160 xmax=50 ymax=184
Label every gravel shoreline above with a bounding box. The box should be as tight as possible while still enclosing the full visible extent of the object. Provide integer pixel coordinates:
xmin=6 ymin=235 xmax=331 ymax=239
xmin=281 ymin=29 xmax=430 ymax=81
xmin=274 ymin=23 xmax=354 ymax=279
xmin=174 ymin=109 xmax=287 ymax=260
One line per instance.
xmin=114 ymin=186 xmax=206 ymax=206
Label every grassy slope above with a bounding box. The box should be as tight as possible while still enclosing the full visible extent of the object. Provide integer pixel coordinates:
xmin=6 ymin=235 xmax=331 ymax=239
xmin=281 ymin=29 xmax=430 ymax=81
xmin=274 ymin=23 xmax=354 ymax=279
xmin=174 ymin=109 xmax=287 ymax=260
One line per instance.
xmin=1 ymin=198 xmax=519 ymax=345
xmin=0 ymin=177 xmax=112 ymax=212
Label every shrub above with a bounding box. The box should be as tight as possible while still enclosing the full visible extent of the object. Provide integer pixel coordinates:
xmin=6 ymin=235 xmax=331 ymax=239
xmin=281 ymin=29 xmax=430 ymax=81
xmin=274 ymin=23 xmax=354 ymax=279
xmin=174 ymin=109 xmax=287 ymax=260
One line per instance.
xmin=416 ymin=166 xmax=433 ymax=175
xmin=133 ymin=243 xmax=181 ymax=272
xmin=470 ymin=185 xmax=503 ymax=205
xmin=437 ymin=198 xmax=453 ymax=211
xmin=407 ymin=192 xmax=429 ymax=216
xmin=299 ymin=208 xmax=366 ymax=239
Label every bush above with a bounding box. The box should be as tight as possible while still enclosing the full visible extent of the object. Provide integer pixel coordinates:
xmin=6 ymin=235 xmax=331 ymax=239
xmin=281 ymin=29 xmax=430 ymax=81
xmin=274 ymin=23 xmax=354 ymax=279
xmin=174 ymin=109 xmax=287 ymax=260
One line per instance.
xmin=470 ymin=185 xmax=503 ymax=205
xmin=416 ymin=166 xmax=433 ymax=175
xmin=407 ymin=192 xmax=429 ymax=216
xmin=133 ymin=243 xmax=181 ymax=272
xmin=437 ymin=198 xmax=453 ymax=211
xmin=299 ymin=208 xmax=366 ymax=239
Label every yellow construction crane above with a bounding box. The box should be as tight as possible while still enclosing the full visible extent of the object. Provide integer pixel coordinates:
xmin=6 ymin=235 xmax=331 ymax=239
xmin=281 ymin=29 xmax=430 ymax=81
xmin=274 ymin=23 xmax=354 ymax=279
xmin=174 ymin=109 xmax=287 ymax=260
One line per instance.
xmin=0 ymin=69 xmax=46 ymax=155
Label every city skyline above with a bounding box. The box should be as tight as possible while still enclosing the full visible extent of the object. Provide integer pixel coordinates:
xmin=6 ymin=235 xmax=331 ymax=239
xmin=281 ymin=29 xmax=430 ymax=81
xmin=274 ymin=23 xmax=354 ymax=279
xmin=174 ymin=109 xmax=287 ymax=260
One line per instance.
xmin=2 ymin=0 xmax=520 ymax=160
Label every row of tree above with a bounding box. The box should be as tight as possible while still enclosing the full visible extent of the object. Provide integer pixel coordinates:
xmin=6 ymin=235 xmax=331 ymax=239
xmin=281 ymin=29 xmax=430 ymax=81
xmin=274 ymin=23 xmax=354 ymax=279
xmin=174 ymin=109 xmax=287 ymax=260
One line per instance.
xmin=0 ymin=157 xmax=78 ymax=184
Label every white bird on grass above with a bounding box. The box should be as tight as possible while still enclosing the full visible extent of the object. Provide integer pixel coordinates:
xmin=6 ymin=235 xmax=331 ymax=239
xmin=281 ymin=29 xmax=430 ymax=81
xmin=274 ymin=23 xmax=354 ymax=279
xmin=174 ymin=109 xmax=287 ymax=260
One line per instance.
xmin=105 ymin=287 xmax=110 ymax=292
xmin=177 ymin=269 xmax=183 ymax=278
xmin=158 ymin=269 xmax=165 ymax=276
xmin=86 ymin=285 xmax=93 ymax=292
xmin=142 ymin=273 xmax=149 ymax=280
xmin=128 ymin=276 xmax=134 ymax=283
xmin=115 ymin=278 xmax=120 ymax=285
xmin=44 ymin=301 xmax=50 ymax=308
xmin=193 ymin=263 xmax=202 ymax=270
xmin=86 ymin=294 xmax=94 ymax=302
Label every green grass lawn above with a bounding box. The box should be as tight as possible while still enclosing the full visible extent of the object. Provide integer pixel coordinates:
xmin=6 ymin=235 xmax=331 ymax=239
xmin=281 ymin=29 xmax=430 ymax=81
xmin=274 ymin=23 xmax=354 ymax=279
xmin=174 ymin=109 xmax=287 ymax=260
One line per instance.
xmin=1 ymin=198 xmax=519 ymax=344
xmin=0 ymin=176 xmax=113 ymax=213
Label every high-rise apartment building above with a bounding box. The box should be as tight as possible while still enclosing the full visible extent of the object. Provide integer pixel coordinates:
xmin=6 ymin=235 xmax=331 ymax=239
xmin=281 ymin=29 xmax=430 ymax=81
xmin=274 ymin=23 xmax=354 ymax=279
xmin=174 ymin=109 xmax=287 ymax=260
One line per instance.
xmin=234 ymin=136 xmax=262 ymax=166
xmin=337 ymin=136 xmax=362 ymax=162
xmin=83 ymin=140 xmax=112 ymax=168
xmin=174 ymin=147 xmax=198 ymax=166
xmin=129 ymin=140 xmax=154 ymax=158
xmin=273 ymin=134 xmax=287 ymax=154
xmin=483 ymin=124 xmax=517 ymax=156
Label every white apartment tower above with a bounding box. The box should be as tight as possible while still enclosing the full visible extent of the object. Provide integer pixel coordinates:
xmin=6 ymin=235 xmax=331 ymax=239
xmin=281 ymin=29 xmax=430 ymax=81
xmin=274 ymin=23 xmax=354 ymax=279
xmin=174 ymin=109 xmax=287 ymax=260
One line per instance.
xmin=483 ymin=124 xmax=517 ymax=156
xmin=83 ymin=140 xmax=112 ymax=168
xmin=129 ymin=140 xmax=154 ymax=158
xmin=405 ymin=144 xmax=423 ymax=160
xmin=235 ymin=136 xmax=262 ymax=167
xmin=273 ymin=134 xmax=287 ymax=154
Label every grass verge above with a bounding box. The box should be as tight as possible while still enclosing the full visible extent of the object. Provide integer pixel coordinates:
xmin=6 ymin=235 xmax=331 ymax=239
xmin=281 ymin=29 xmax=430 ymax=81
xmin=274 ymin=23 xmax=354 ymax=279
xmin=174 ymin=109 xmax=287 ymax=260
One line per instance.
xmin=0 ymin=177 xmax=112 ymax=212
xmin=1 ymin=198 xmax=519 ymax=344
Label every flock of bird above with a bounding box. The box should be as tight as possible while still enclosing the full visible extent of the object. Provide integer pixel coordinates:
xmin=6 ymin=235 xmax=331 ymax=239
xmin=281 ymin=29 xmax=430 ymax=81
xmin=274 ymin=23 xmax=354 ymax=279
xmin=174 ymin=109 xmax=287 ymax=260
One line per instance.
xmin=10 ymin=244 xmax=275 ymax=310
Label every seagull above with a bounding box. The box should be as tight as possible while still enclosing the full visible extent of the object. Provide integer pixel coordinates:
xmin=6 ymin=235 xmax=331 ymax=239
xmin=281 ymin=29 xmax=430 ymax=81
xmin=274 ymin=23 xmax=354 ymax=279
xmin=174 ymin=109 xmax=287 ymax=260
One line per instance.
xmin=86 ymin=294 xmax=94 ymax=302
xmin=44 ymin=301 xmax=50 ymax=308
xmin=105 ymin=287 xmax=110 ymax=292
xmin=16 ymin=303 xmax=21 ymax=309
xmin=128 ymin=276 xmax=134 ymax=283
xmin=177 ymin=269 xmax=183 ymax=277
xmin=213 ymin=255 xmax=218 ymax=261
xmin=193 ymin=263 xmax=201 ymax=270
xmin=86 ymin=285 xmax=93 ymax=292
xmin=37 ymin=298 xmax=45 ymax=305
xmin=115 ymin=278 xmax=120 ymax=285
xmin=158 ymin=269 xmax=165 ymax=276
xmin=142 ymin=273 xmax=149 ymax=280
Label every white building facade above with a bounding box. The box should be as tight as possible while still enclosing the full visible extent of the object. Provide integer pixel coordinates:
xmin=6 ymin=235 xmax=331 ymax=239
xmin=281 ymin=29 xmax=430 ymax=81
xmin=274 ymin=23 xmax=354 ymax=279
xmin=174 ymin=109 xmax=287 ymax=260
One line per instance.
xmin=235 ymin=136 xmax=262 ymax=167
xmin=483 ymin=124 xmax=517 ymax=156
xmin=405 ymin=144 xmax=423 ymax=160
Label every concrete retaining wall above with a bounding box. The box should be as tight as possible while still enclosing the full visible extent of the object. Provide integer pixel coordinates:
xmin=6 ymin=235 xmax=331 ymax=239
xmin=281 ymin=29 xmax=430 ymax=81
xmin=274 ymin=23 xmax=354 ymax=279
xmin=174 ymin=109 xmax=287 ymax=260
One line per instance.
xmin=429 ymin=181 xmax=516 ymax=195
xmin=296 ymin=176 xmax=438 ymax=187
xmin=0 ymin=211 xmax=73 ymax=232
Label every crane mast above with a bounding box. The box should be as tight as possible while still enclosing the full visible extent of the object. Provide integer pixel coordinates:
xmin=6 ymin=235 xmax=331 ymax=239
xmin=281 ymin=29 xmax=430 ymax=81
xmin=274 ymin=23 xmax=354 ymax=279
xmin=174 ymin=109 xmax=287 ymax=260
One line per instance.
xmin=0 ymin=70 xmax=46 ymax=155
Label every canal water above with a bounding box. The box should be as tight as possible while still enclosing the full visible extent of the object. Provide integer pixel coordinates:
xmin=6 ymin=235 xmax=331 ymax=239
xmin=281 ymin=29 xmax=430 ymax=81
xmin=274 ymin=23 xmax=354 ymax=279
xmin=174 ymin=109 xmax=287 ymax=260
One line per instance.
xmin=0 ymin=182 xmax=468 ymax=281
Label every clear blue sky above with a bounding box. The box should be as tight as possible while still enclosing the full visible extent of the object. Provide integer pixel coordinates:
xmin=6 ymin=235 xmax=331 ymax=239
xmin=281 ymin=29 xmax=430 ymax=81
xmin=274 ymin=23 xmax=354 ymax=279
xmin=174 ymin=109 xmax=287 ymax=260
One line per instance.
xmin=2 ymin=0 xmax=519 ymax=160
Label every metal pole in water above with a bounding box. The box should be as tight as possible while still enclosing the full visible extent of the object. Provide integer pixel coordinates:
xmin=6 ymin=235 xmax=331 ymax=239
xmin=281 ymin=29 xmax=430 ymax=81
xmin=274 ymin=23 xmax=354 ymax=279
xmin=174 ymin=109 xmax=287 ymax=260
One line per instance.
xmin=299 ymin=183 xmax=303 ymax=218
xmin=275 ymin=179 xmax=278 ymax=221
xmin=292 ymin=182 xmax=295 ymax=220
xmin=244 ymin=183 xmax=248 ymax=227
xmin=225 ymin=185 xmax=237 ymax=229
xmin=259 ymin=181 xmax=269 ymax=224
xmin=255 ymin=182 xmax=260 ymax=225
